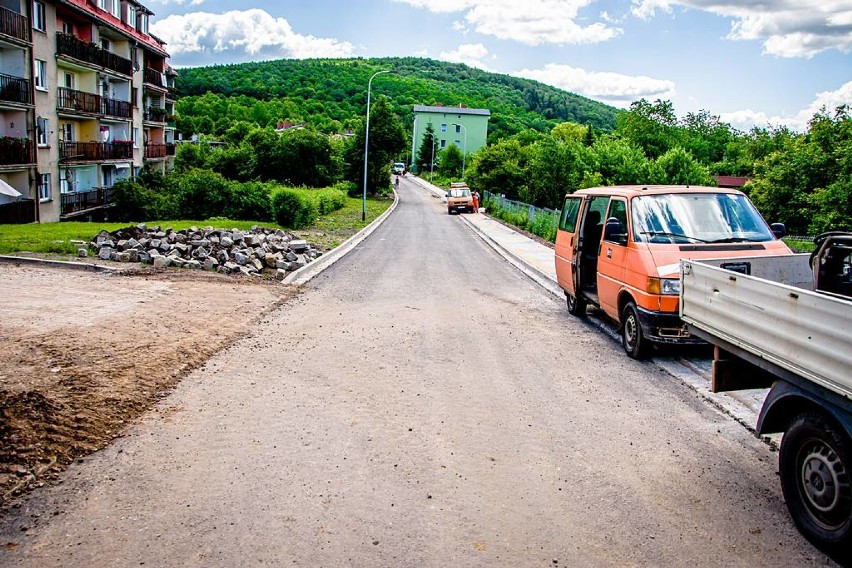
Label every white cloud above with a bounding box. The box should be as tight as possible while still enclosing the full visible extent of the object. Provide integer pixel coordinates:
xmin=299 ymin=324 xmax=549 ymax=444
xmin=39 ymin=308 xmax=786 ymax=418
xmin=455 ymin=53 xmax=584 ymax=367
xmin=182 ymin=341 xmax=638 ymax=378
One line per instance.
xmin=150 ymin=9 xmax=354 ymax=58
xmin=439 ymin=43 xmax=492 ymax=70
xmin=515 ymin=63 xmax=676 ymax=107
xmin=393 ymin=0 xmax=622 ymax=45
xmin=720 ymin=80 xmax=852 ymax=131
xmin=630 ymin=0 xmax=852 ymax=57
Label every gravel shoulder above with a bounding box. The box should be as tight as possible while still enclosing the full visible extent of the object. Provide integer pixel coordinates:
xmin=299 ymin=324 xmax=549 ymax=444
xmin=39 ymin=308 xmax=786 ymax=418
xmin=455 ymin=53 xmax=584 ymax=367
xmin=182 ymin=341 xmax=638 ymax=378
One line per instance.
xmin=0 ymin=263 xmax=295 ymax=505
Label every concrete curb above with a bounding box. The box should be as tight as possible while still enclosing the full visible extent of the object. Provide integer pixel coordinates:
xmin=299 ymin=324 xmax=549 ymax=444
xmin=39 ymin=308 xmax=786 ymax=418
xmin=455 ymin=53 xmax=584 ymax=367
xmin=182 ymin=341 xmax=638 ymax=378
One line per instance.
xmin=284 ymin=188 xmax=400 ymax=287
xmin=0 ymin=255 xmax=120 ymax=273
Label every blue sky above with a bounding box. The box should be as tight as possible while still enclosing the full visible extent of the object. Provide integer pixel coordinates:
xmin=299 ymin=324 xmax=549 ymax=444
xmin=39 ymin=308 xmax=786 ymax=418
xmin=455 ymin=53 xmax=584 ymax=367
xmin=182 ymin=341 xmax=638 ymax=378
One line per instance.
xmin=148 ymin=0 xmax=852 ymax=131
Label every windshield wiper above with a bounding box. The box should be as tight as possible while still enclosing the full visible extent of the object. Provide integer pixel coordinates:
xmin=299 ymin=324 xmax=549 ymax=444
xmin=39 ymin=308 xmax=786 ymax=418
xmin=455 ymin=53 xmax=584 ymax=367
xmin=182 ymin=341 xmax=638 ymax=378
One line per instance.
xmin=710 ymin=237 xmax=753 ymax=243
xmin=640 ymin=231 xmax=710 ymax=243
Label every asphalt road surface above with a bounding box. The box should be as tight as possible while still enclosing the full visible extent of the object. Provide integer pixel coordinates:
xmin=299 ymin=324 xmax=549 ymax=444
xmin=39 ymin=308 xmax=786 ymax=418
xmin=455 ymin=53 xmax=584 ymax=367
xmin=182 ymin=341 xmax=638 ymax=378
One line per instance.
xmin=0 ymin=177 xmax=836 ymax=567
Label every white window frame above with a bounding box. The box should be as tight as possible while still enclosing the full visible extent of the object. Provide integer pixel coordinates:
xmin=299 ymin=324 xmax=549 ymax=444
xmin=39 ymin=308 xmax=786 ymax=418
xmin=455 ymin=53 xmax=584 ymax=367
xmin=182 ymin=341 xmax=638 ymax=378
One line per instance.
xmin=38 ymin=173 xmax=51 ymax=202
xmin=139 ymin=13 xmax=148 ymax=34
xmin=37 ymin=118 xmax=49 ymax=146
xmin=62 ymin=21 xmax=72 ymax=35
xmin=133 ymin=127 xmax=139 ymax=148
xmin=32 ymin=1 xmax=46 ymax=32
xmin=110 ymin=0 xmax=120 ymax=18
xmin=441 ymin=123 xmax=447 ymax=133
xmin=126 ymin=6 xmax=136 ymax=27
xmin=34 ymin=59 xmax=47 ymax=90
xmin=97 ymin=0 xmax=107 ymax=10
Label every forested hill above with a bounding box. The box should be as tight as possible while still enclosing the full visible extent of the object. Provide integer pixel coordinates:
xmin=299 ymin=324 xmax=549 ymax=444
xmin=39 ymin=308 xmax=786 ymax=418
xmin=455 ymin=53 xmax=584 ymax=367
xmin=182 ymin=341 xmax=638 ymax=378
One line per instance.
xmin=174 ymin=57 xmax=619 ymax=139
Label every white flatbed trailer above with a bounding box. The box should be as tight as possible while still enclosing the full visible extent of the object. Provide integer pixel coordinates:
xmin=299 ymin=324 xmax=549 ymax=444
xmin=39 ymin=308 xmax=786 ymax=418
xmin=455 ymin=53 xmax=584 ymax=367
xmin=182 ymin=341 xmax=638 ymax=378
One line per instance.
xmin=680 ymin=254 xmax=851 ymax=558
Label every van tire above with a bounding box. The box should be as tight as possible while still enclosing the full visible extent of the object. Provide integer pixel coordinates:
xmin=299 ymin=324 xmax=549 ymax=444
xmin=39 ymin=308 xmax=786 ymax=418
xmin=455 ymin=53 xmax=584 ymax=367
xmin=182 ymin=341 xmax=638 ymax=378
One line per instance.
xmin=621 ymin=302 xmax=649 ymax=359
xmin=566 ymin=293 xmax=587 ymax=317
xmin=779 ymin=412 xmax=852 ymax=556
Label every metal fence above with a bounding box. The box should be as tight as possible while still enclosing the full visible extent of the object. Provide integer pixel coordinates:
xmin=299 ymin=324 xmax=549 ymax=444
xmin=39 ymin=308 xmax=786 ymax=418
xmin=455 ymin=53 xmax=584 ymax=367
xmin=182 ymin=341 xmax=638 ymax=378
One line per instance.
xmin=483 ymin=191 xmax=560 ymax=225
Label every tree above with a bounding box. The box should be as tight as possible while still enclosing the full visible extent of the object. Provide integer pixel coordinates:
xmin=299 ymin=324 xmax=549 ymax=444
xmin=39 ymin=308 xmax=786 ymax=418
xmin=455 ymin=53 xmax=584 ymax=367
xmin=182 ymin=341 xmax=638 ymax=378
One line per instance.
xmin=344 ymin=96 xmax=406 ymax=195
xmin=439 ymin=144 xmax=464 ymax=178
xmin=650 ymin=147 xmax=713 ymax=185
xmin=415 ymin=124 xmax=437 ymax=175
xmin=522 ymin=138 xmax=593 ymax=208
xmin=551 ymin=121 xmax=587 ymax=143
xmin=466 ymin=138 xmax=529 ymax=200
xmin=615 ymin=99 xmax=679 ymax=159
xmin=590 ymin=137 xmax=651 ymax=185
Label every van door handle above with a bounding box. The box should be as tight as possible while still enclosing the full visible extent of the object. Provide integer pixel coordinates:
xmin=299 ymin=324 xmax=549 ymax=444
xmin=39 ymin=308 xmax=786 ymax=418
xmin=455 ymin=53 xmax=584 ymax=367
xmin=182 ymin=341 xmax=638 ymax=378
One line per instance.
xmin=606 ymin=248 xmax=612 ymax=259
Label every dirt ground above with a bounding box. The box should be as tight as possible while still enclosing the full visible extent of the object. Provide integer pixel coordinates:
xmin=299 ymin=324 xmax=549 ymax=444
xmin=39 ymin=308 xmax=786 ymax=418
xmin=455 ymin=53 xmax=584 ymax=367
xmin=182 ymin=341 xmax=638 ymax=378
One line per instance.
xmin=0 ymin=262 xmax=295 ymax=506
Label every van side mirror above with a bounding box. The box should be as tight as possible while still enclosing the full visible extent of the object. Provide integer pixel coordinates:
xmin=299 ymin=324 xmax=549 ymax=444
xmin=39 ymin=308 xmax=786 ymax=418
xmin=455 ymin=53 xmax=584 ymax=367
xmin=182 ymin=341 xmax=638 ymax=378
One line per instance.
xmin=604 ymin=218 xmax=627 ymax=245
xmin=770 ymin=223 xmax=786 ymax=239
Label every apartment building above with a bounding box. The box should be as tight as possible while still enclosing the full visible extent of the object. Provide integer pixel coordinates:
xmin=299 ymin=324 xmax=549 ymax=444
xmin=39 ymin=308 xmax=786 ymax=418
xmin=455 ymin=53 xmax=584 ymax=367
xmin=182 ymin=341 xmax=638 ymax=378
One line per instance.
xmin=0 ymin=0 xmax=176 ymax=224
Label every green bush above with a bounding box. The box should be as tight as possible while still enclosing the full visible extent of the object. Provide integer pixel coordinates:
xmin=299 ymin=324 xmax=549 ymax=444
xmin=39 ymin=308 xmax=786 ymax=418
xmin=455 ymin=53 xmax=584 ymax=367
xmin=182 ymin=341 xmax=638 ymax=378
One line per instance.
xmin=315 ymin=188 xmax=347 ymax=215
xmin=271 ymin=188 xmax=318 ymax=229
xmin=527 ymin=212 xmax=558 ymax=242
xmin=225 ymin=181 xmax=273 ymax=222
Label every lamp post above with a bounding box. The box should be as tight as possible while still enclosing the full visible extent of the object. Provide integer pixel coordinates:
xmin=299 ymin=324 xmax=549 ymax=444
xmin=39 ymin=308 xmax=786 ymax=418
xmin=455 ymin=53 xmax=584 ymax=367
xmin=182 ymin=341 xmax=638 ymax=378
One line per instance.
xmin=453 ymin=123 xmax=467 ymax=179
xmin=362 ymin=69 xmax=391 ymax=221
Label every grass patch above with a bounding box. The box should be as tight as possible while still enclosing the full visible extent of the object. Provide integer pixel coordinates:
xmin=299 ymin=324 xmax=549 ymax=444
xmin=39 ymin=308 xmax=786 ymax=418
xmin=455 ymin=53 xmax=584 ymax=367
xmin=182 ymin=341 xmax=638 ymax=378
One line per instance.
xmin=0 ymin=196 xmax=392 ymax=256
xmin=783 ymin=236 xmax=816 ymax=253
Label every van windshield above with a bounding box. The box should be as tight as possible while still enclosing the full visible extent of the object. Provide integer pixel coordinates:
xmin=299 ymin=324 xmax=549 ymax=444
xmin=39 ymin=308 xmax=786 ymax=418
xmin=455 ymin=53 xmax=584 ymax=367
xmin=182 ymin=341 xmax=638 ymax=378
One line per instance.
xmin=448 ymin=189 xmax=471 ymax=197
xmin=631 ymin=193 xmax=775 ymax=244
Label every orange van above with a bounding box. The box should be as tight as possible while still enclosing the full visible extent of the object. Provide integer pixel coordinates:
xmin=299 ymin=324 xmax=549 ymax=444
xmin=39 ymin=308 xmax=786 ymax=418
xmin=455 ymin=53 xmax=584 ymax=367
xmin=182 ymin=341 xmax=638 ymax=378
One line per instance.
xmin=554 ymin=185 xmax=792 ymax=358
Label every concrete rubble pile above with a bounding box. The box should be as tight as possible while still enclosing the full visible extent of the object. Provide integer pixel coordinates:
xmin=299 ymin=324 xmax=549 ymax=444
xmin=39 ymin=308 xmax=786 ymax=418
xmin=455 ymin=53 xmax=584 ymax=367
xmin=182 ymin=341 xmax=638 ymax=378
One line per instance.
xmin=87 ymin=224 xmax=322 ymax=280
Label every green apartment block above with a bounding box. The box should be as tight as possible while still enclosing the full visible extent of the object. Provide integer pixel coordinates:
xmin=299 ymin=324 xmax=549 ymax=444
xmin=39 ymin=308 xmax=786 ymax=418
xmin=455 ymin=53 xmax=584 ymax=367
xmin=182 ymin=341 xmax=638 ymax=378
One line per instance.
xmin=411 ymin=105 xmax=490 ymax=172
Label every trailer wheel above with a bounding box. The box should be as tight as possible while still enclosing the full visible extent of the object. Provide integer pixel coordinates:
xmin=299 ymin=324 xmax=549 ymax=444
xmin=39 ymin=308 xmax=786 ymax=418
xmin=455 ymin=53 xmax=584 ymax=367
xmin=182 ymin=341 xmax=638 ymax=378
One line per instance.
xmin=566 ymin=292 xmax=587 ymax=317
xmin=621 ymin=302 xmax=649 ymax=359
xmin=780 ymin=412 xmax=852 ymax=554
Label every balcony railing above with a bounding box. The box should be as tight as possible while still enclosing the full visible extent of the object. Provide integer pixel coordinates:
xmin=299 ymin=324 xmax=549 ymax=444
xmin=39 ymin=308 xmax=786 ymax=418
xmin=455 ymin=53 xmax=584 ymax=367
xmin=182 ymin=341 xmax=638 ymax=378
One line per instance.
xmin=144 ymin=108 xmax=167 ymax=122
xmin=166 ymin=143 xmax=176 ymax=156
xmin=60 ymin=141 xmax=133 ymax=162
xmin=0 ymin=137 xmax=34 ymax=165
xmin=0 ymin=198 xmax=35 ymax=224
xmin=145 ymin=143 xmax=166 ymax=158
xmin=60 ymin=188 xmax=112 ymax=217
xmin=102 ymin=97 xmax=132 ymax=119
xmin=57 ymin=87 xmax=132 ymax=119
xmin=0 ymin=72 xmax=31 ymax=105
xmin=0 ymin=6 xmax=29 ymax=43
xmin=56 ymin=33 xmax=133 ymax=76
xmin=57 ymin=86 xmax=100 ymax=114
xmin=144 ymin=67 xmax=165 ymax=88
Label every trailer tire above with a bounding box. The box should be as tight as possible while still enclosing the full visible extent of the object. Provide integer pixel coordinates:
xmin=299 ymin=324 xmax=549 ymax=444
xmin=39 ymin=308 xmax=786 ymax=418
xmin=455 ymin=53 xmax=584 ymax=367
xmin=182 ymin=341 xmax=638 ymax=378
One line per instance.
xmin=780 ymin=412 xmax=852 ymax=555
xmin=566 ymin=292 xmax=586 ymax=317
xmin=621 ymin=302 xmax=649 ymax=360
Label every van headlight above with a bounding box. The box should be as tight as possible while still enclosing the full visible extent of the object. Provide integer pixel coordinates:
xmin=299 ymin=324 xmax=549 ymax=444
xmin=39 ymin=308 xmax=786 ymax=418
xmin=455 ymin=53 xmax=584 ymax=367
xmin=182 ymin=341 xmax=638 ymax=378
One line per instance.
xmin=648 ymin=278 xmax=680 ymax=295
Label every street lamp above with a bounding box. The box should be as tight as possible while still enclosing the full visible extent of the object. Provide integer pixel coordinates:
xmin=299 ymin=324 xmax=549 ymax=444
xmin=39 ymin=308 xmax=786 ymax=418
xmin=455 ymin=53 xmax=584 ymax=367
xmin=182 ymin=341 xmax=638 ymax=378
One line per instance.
xmin=453 ymin=123 xmax=467 ymax=179
xmin=362 ymin=69 xmax=391 ymax=221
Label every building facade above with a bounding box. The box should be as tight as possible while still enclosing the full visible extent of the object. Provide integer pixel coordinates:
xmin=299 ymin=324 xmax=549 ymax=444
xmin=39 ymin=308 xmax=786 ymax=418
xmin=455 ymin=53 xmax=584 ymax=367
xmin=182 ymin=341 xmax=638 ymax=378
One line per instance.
xmin=0 ymin=0 xmax=175 ymax=224
xmin=411 ymin=104 xmax=490 ymax=172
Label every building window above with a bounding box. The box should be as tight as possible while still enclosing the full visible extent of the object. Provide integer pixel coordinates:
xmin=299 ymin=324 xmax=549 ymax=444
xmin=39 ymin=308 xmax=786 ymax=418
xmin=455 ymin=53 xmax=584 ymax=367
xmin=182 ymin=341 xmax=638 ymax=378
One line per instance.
xmin=133 ymin=128 xmax=139 ymax=148
xmin=37 ymin=118 xmax=49 ymax=146
xmin=38 ymin=174 xmax=51 ymax=201
xmin=139 ymin=13 xmax=148 ymax=34
xmin=455 ymin=124 xmax=461 ymax=133
xmin=454 ymin=140 xmax=461 ymax=147
xmin=62 ymin=21 xmax=73 ymax=35
xmin=100 ymin=38 xmax=111 ymax=52
xmin=34 ymin=59 xmax=47 ymax=90
xmin=32 ymin=1 xmax=46 ymax=32
xmin=97 ymin=0 xmax=106 ymax=10
xmin=110 ymin=0 xmax=120 ymax=18
xmin=61 ymin=122 xmax=74 ymax=142
xmin=441 ymin=124 xmax=447 ymax=133
xmin=440 ymin=139 xmax=446 ymax=149
xmin=127 ymin=6 xmax=136 ymax=27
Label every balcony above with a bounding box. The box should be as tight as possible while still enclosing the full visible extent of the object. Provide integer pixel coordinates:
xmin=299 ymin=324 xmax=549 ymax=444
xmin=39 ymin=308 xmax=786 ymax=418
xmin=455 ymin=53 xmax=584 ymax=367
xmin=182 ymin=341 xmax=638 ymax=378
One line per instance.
xmin=144 ymin=67 xmax=165 ymax=88
xmin=166 ymin=143 xmax=176 ymax=156
xmin=0 ymin=73 xmax=31 ymax=105
xmin=57 ymin=87 xmax=132 ymax=119
xmin=0 ymin=198 xmax=35 ymax=224
xmin=60 ymin=141 xmax=133 ymax=162
xmin=57 ymin=86 xmax=100 ymax=114
xmin=0 ymin=137 xmax=34 ymax=166
xmin=60 ymin=188 xmax=112 ymax=218
xmin=0 ymin=6 xmax=29 ymax=43
xmin=56 ymin=33 xmax=133 ymax=77
xmin=144 ymin=107 xmax=168 ymax=123
xmin=144 ymin=143 xmax=166 ymax=159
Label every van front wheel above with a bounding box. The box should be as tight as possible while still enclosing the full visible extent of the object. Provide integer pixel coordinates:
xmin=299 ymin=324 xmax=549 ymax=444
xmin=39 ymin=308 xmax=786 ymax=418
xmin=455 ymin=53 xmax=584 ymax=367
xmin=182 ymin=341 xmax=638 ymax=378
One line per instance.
xmin=621 ymin=302 xmax=649 ymax=359
xmin=566 ymin=292 xmax=586 ymax=317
